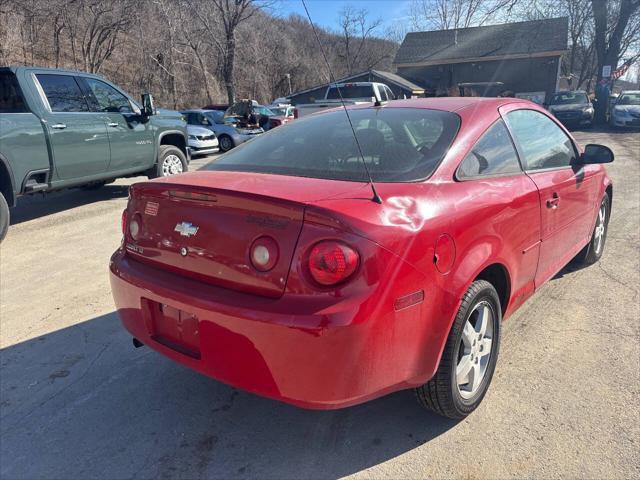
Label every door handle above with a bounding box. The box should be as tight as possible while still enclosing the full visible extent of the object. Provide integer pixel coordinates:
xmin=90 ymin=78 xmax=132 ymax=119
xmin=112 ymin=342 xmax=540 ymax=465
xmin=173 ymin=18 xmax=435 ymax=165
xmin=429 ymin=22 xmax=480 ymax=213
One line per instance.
xmin=546 ymin=193 xmax=560 ymax=209
xmin=51 ymin=123 xmax=66 ymax=130
xmin=107 ymin=122 xmax=119 ymax=128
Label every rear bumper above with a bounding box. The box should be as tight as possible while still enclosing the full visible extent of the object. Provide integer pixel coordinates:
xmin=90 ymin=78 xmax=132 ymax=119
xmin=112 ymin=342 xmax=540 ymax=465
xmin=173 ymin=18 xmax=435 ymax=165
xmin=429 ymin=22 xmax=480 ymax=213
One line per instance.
xmin=109 ymin=250 xmax=433 ymax=409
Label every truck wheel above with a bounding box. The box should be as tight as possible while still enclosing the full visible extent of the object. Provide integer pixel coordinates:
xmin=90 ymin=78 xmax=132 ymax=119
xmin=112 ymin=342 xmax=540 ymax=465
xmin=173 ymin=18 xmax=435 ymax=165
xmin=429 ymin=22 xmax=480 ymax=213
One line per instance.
xmin=218 ymin=135 xmax=234 ymax=152
xmin=148 ymin=145 xmax=188 ymax=179
xmin=576 ymin=193 xmax=610 ymax=265
xmin=415 ymin=280 xmax=501 ymax=419
xmin=0 ymin=192 xmax=9 ymax=243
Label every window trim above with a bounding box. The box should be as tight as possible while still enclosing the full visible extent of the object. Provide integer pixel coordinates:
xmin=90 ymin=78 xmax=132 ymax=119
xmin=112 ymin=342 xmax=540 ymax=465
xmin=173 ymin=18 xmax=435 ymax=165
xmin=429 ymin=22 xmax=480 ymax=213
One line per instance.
xmin=454 ymin=118 xmax=524 ymax=182
xmin=32 ymin=73 xmax=92 ymax=114
xmin=78 ymin=76 xmax=138 ymax=114
xmin=502 ymin=108 xmax=580 ymax=174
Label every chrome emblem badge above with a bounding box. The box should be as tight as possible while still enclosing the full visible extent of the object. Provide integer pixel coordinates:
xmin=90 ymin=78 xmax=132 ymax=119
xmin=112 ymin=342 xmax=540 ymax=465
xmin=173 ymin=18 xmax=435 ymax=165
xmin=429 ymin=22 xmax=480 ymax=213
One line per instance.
xmin=180 ymin=247 xmax=188 ymax=257
xmin=174 ymin=222 xmax=199 ymax=237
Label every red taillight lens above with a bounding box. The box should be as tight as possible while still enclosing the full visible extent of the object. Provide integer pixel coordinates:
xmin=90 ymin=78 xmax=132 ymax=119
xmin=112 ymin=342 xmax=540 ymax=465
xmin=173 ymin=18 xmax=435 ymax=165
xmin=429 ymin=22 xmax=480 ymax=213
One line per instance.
xmin=121 ymin=209 xmax=127 ymax=235
xmin=293 ymin=108 xmax=299 ymax=119
xmin=308 ymin=241 xmax=359 ymax=286
xmin=250 ymin=236 xmax=279 ymax=272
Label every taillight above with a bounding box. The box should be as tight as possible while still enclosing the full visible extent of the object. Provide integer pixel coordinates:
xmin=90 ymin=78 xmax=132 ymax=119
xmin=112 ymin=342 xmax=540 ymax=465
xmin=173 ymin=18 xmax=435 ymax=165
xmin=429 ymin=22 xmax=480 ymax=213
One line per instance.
xmin=129 ymin=213 xmax=142 ymax=241
xmin=308 ymin=241 xmax=359 ymax=286
xmin=121 ymin=209 xmax=127 ymax=235
xmin=250 ymin=236 xmax=279 ymax=272
xmin=293 ymin=108 xmax=299 ymax=119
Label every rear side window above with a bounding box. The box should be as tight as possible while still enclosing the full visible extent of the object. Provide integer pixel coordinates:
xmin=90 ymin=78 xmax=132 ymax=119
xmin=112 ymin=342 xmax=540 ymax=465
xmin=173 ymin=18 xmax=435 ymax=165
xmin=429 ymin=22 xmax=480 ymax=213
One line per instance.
xmin=457 ymin=120 xmax=521 ymax=179
xmin=0 ymin=72 xmax=28 ymax=113
xmin=36 ymin=74 xmax=89 ymax=112
xmin=205 ymin=108 xmax=460 ymax=182
xmin=506 ymin=109 xmax=576 ymax=170
xmin=83 ymin=78 xmax=132 ymax=113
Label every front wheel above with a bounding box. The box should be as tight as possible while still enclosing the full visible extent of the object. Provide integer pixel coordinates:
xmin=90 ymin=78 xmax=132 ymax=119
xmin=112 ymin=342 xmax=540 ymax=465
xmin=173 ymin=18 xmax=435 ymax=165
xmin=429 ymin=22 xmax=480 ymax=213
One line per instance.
xmin=576 ymin=193 xmax=610 ymax=265
xmin=218 ymin=134 xmax=235 ymax=152
xmin=0 ymin=191 xmax=9 ymax=242
xmin=415 ymin=280 xmax=501 ymax=419
xmin=148 ymin=145 xmax=188 ymax=179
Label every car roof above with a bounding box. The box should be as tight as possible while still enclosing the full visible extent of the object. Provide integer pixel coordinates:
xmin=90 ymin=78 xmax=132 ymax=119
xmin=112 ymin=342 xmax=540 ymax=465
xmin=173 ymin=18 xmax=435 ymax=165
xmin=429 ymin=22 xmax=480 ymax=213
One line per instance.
xmin=620 ymin=90 xmax=640 ymax=94
xmin=361 ymin=97 xmax=526 ymax=112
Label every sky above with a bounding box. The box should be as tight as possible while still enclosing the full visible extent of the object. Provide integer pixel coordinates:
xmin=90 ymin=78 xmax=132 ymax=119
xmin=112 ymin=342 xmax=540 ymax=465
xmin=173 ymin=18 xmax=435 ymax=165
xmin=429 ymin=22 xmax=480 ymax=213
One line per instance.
xmin=273 ymin=0 xmax=412 ymax=32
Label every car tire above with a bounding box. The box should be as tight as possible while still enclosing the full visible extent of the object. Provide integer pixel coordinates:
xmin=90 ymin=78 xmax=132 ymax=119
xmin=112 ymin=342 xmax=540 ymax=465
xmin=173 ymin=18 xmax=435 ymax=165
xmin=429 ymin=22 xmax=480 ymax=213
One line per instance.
xmin=415 ymin=279 xmax=501 ymax=419
xmin=576 ymin=193 xmax=610 ymax=265
xmin=218 ymin=134 xmax=234 ymax=152
xmin=0 ymin=191 xmax=10 ymax=243
xmin=148 ymin=145 xmax=188 ymax=179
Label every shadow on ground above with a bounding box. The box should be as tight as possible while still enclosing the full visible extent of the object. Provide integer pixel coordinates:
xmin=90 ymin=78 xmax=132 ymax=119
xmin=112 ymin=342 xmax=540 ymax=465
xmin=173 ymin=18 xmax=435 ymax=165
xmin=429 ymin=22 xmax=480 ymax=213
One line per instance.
xmin=0 ymin=312 xmax=457 ymax=479
xmin=9 ymin=184 xmax=130 ymax=225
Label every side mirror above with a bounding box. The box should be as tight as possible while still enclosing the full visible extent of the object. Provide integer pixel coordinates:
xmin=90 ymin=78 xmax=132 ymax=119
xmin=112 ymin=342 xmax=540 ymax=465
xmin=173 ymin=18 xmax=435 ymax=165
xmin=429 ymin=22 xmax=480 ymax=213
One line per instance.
xmin=201 ymin=118 xmax=210 ymax=126
xmin=141 ymin=93 xmax=156 ymax=116
xmin=580 ymin=144 xmax=614 ymax=164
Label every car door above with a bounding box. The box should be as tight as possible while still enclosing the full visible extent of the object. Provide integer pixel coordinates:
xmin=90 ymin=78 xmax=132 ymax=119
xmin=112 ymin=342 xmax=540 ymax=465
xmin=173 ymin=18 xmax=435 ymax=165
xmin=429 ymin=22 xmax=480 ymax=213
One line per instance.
xmin=79 ymin=76 xmax=154 ymax=173
xmin=34 ymin=73 xmax=110 ymax=180
xmin=455 ymin=119 xmax=541 ymax=310
xmin=503 ymin=107 xmax=598 ymax=287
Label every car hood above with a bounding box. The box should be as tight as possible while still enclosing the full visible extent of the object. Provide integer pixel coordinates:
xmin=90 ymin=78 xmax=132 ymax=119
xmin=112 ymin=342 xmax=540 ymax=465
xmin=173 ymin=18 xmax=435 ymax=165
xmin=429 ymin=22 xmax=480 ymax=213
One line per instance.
xmin=613 ymin=105 xmax=640 ymax=114
xmin=187 ymin=125 xmax=214 ymax=136
xmin=157 ymin=108 xmax=185 ymax=120
xmin=549 ymin=104 xmax=590 ymax=112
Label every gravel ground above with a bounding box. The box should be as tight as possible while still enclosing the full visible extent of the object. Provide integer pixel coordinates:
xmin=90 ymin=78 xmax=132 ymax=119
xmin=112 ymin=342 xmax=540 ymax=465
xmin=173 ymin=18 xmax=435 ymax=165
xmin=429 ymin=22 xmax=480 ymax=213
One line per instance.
xmin=1 ymin=130 xmax=639 ymax=480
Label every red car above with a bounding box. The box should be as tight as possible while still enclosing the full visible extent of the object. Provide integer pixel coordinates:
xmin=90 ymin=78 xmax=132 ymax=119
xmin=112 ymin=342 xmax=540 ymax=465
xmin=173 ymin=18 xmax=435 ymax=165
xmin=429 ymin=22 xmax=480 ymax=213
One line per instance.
xmin=110 ymin=98 xmax=613 ymax=418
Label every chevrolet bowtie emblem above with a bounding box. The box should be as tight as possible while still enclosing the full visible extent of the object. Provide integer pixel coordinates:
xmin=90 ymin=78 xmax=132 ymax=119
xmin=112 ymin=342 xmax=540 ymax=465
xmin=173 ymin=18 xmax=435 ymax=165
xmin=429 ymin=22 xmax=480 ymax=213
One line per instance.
xmin=174 ymin=222 xmax=199 ymax=237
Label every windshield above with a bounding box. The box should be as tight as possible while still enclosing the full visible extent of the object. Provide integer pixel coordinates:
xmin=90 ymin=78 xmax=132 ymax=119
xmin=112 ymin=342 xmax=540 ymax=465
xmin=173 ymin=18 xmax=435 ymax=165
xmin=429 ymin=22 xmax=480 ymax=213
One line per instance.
xmin=617 ymin=93 xmax=640 ymax=105
xmin=270 ymin=107 xmax=290 ymax=116
xmin=204 ymin=108 xmax=460 ymax=182
xmin=549 ymin=92 xmax=589 ymax=105
xmin=326 ymin=85 xmax=375 ymax=100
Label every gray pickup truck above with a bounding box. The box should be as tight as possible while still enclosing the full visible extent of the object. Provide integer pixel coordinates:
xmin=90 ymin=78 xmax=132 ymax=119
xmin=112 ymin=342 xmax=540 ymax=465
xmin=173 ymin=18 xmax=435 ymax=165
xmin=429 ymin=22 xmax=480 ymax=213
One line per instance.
xmin=0 ymin=66 xmax=190 ymax=241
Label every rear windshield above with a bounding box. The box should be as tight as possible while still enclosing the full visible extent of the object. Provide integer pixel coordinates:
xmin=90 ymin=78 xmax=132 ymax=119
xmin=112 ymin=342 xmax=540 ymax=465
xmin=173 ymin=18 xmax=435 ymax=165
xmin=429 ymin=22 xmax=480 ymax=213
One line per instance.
xmin=0 ymin=71 xmax=28 ymax=113
xmin=326 ymin=85 xmax=375 ymax=100
xmin=204 ymin=108 xmax=460 ymax=182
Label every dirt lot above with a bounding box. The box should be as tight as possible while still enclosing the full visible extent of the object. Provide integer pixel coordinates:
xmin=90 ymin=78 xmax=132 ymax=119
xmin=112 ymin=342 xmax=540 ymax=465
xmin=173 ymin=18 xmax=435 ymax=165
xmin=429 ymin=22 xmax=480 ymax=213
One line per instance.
xmin=1 ymin=129 xmax=639 ymax=480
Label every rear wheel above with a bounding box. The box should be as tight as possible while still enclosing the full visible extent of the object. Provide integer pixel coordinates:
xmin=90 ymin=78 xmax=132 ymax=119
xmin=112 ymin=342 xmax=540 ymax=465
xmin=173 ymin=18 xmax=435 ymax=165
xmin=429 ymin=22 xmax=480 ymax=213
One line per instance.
xmin=576 ymin=193 xmax=610 ymax=265
xmin=218 ymin=134 xmax=234 ymax=152
xmin=148 ymin=145 xmax=188 ymax=179
xmin=0 ymin=191 xmax=9 ymax=242
xmin=416 ymin=280 xmax=501 ymax=419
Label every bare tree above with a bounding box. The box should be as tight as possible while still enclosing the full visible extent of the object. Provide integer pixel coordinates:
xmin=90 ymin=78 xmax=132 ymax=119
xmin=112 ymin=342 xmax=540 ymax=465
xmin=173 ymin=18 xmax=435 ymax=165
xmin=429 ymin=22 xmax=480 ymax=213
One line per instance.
xmin=336 ymin=7 xmax=385 ymax=75
xmin=75 ymin=0 xmax=135 ymax=73
xmin=409 ymin=0 xmax=520 ymax=30
xmin=190 ymin=0 xmax=268 ymax=104
xmin=592 ymin=0 xmax=640 ymax=122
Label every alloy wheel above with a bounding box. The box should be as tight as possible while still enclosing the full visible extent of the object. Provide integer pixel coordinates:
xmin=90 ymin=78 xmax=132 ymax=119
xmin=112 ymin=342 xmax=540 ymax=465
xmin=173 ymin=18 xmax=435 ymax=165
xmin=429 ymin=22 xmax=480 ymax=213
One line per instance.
xmin=456 ymin=301 xmax=494 ymax=399
xmin=594 ymin=202 xmax=607 ymax=254
xmin=162 ymin=154 xmax=184 ymax=176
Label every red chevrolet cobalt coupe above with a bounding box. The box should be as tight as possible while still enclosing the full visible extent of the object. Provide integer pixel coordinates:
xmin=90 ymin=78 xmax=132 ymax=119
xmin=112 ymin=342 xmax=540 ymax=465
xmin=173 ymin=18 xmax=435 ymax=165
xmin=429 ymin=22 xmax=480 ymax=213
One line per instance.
xmin=110 ymin=98 xmax=613 ymax=418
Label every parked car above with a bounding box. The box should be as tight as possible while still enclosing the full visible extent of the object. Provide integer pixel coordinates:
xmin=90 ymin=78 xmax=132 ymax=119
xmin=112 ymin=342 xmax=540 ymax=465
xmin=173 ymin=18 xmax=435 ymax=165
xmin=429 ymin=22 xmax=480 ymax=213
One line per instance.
xmin=187 ymin=125 xmax=218 ymax=157
xmin=294 ymin=81 xmax=394 ymax=118
xmin=268 ymin=104 xmax=295 ymax=122
xmin=181 ymin=109 xmax=263 ymax=152
xmin=0 ymin=66 xmax=189 ymax=242
xmin=609 ymin=90 xmax=640 ymax=129
xmin=201 ymin=104 xmax=229 ymax=112
xmin=546 ymin=91 xmax=594 ymax=127
xmin=224 ymin=100 xmax=285 ymax=130
xmin=112 ymin=98 xmax=613 ymax=419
